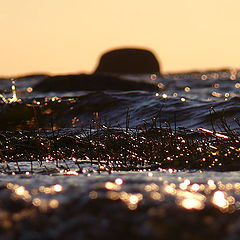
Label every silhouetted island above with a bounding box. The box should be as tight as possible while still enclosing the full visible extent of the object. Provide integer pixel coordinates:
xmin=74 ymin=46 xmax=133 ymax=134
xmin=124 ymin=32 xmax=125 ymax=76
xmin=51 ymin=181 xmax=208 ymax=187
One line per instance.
xmin=34 ymin=48 xmax=161 ymax=92
xmin=95 ymin=48 xmax=160 ymax=74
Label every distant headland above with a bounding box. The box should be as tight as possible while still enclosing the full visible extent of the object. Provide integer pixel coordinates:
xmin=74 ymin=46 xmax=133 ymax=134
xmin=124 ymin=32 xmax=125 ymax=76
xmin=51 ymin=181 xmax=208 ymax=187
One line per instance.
xmin=32 ymin=47 xmax=161 ymax=92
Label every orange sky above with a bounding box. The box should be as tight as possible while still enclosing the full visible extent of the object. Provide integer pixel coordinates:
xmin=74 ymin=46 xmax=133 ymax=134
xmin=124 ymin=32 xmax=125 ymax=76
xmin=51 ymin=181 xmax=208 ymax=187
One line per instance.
xmin=1 ymin=0 xmax=240 ymax=76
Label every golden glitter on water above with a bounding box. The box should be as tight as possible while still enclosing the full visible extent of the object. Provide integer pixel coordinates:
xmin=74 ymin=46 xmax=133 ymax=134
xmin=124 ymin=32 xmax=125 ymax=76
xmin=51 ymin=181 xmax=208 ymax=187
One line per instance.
xmin=150 ymin=74 xmax=157 ymax=80
xmin=53 ymin=184 xmax=63 ymax=192
xmin=129 ymin=195 xmax=140 ymax=204
xmin=225 ymin=183 xmax=233 ymax=191
xmin=150 ymin=192 xmax=163 ymax=201
xmin=105 ymin=182 xmax=121 ymax=191
xmin=40 ymin=186 xmax=51 ymax=194
xmin=114 ymin=191 xmax=143 ymax=210
xmin=15 ymin=186 xmax=25 ymax=195
xmin=162 ymin=93 xmax=167 ymax=99
xmin=148 ymin=172 xmax=153 ymax=177
xmin=11 ymin=185 xmax=32 ymax=201
xmin=180 ymin=198 xmax=204 ymax=210
xmin=212 ymin=91 xmax=222 ymax=98
xmin=38 ymin=184 xmax=63 ymax=195
xmin=63 ymin=170 xmax=79 ymax=175
xmin=191 ymin=183 xmax=200 ymax=192
xmin=6 ymin=183 xmax=14 ymax=189
xmin=9 ymin=79 xmax=18 ymax=103
xmin=115 ymin=178 xmax=123 ymax=185
xmin=89 ymin=191 xmax=98 ymax=199
xmin=31 ymin=197 xmax=41 ymax=206
xmin=144 ymin=183 xmax=159 ymax=192
xmin=49 ymin=199 xmax=59 ymax=209
xmin=164 ymin=184 xmax=177 ymax=195
xmin=184 ymin=87 xmax=190 ymax=92
xmin=107 ymin=191 xmax=120 ymax=200
xmin=157 ymin=83 xmax=164 ymax=89
xmin=212 ymin=191 xmax=229 ymax=209
xmin=0 ymin=78 xmax=21 ymax=103
xmin=207 ymin=179 xmax=216 ymax=190
xmin=164 ymin=179 xmax=206 ymax=210
xmin=235 ymin=83 xmax=240 ymax=88
xmin=27 ymin=87 xmax=33 ymax=92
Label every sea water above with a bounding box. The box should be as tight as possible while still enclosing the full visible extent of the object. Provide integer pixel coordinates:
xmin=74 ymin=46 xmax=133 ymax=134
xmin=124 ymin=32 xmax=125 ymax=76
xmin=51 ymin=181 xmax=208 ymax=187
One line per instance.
xmin=0 ymin=70 xmax=240 ymax=239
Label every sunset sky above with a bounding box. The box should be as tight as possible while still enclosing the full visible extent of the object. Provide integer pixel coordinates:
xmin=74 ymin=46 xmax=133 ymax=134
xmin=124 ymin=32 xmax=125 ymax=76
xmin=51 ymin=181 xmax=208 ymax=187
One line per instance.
xmin=1 ymin=0 xmax=240 ymax=76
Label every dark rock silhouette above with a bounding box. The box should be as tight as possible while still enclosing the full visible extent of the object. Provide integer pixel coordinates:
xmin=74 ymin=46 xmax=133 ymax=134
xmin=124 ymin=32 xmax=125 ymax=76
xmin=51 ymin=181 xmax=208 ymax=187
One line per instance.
xmin=95 ymin=48 xmax=160 ymax=74
xmin=34 ymin=48 xmax=161 ymax=92
xmin=16 ymin=74 xmax=48 ymax=80
xmin=34 ymin=74 xmax=158 ymax=92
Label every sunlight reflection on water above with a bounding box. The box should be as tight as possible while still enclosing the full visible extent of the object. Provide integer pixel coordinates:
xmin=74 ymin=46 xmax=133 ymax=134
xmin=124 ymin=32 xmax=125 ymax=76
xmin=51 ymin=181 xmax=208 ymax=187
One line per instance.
xmin=1 ymin=170 xmax=240 ymax=213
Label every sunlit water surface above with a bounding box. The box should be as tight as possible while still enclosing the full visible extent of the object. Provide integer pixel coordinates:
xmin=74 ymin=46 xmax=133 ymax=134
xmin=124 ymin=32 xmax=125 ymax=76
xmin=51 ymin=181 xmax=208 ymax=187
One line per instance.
xmin=1 ymin=70 xmax=240 ymax=239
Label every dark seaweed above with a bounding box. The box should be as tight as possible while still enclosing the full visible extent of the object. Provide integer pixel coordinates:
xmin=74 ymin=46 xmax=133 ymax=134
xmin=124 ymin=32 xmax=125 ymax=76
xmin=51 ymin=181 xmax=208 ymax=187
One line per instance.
xmin=0 ymin=114 xmax=240 ymax=174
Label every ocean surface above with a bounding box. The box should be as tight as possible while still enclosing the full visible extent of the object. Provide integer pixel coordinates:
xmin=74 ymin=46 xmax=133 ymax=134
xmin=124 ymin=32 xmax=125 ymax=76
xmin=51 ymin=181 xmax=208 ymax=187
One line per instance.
xmin=1 ymin=70 xmax=240 ymax=130
xmin=0 ymin=70 xmax=240 ymax=239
